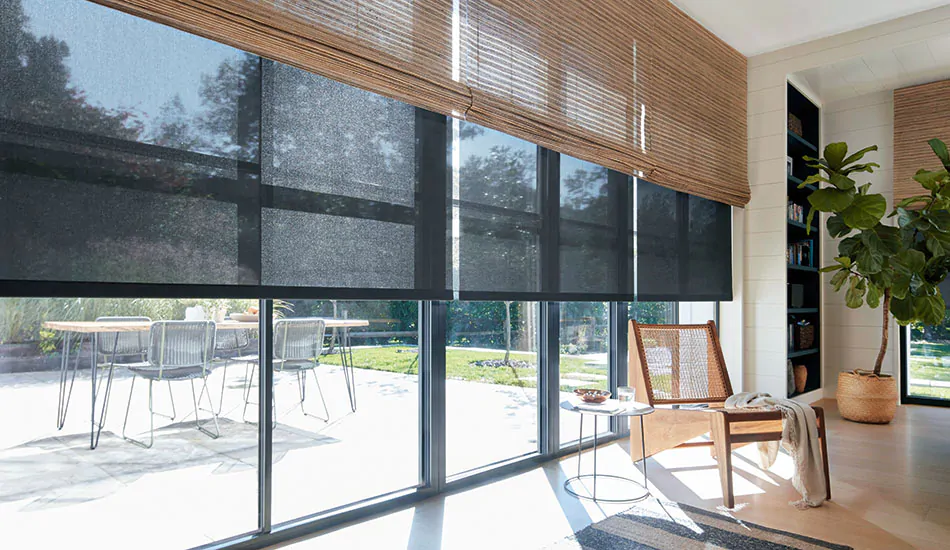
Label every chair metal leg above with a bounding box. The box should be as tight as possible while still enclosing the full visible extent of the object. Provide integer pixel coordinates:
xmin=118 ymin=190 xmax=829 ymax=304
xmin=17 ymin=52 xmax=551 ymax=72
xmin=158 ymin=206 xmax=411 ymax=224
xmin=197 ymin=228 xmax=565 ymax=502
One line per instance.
xmin=191 ymin=378 xmax=220 ymax=440
xmin=243 ymin=362 xmax=257 ymax=424
xmin=242 ymin=361 xmax=277 ymax=425
xmin=297 ymin=368 xmax=329 ymax=422
xmin=215 ymin=360 xmax=230 ymax=416
xmin=122 ymin=377 xmax=155 ymax=449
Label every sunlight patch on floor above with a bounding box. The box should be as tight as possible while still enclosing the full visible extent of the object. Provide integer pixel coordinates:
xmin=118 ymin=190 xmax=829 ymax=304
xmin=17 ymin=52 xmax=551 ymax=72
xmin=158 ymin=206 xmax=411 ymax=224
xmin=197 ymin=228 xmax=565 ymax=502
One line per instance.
xmin=672 ymin=468 xmax=767 ymax=500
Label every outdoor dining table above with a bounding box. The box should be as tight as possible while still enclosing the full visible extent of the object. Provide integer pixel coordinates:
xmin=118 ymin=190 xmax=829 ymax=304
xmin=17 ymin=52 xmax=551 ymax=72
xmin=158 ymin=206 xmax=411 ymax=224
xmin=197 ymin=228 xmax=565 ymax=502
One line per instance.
xmin=43 ymin=318 xmax=369 ymax=449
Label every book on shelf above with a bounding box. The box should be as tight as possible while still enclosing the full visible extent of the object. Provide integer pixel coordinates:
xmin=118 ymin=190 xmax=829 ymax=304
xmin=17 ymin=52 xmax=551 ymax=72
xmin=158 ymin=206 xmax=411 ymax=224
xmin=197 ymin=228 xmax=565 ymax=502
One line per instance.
xmin=787 ymin=201 xmax=806 ymax=224
xmin=787 ymin=239 xmax=815 ymax=267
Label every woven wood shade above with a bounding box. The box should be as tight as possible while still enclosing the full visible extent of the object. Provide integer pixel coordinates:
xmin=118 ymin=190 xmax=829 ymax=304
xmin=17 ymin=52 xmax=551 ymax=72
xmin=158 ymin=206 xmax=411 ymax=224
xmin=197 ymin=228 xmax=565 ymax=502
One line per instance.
xmin=894 ymin=80 xmax=950 ymax=203
xmin=93 ymin=0 xmax=749 ymax=206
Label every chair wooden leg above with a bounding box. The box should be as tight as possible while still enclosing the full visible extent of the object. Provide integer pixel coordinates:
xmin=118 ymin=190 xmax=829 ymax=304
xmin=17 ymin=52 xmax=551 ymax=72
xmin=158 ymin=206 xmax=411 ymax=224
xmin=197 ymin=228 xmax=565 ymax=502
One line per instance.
xmin=709 ymin=412 xmax=734 ymax=508
xmin=815 ymin=406 xmax=832 ymax=500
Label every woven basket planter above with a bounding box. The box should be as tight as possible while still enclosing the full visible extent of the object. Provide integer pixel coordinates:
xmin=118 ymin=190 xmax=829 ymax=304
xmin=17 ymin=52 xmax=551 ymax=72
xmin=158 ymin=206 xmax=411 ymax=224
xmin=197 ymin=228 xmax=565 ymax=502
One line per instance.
xmin=836 ymin=370 xmax=898 ymax=424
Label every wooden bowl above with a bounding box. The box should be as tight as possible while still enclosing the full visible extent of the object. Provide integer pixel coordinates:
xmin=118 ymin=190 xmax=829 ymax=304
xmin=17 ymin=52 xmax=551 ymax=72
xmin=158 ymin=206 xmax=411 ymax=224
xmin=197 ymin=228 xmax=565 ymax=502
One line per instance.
xmin=574 ymin=388 xmax=611 ymax=403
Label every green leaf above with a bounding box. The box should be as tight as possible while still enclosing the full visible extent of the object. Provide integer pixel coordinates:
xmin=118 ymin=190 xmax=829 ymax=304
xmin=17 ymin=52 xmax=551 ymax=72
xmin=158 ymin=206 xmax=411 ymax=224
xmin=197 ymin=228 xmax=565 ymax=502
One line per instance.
xmin=891 ymin=274 xmax=911 ymax=299
xmin=894 ymin=195 xmax=932 ymax=210
xmin=841 ymin=145 xmax=878 ymax=167
xmin=808 ymin=187 xmax=854 ymax=212
xmin=926 ymin=209 xmax=950 ymax=232
xmin=874 ymin=225 xmax=902 ymax=253
xmin=835 ymin=256 xmax=853 ymax=267
xmin=866 ymin=283 xmax=882 ymax=308
xmin=829 ymin=173 xmax=856 ymax=190
xmin=838 ymin=235 xmax=862 ymax=257
xmin=841 ymin=162 xmax=880 ymax=175
xmin=855 ymin=230 xmax=886 ymax=273
xmin=824 ymin=142 xmax=848 ymax=171
xmin=930 ymin=138 xmax=950 ymax=170
xmin=804 ymin=207 xmax=817 ymax=235
xmin=826 ymin=214 xmax=851 ymax=238
xmin=926 ymin=231 xmax=950 ymax=257
xmin=830 ymin=269 xmax=849 ymax=291
xmin=915 ymin=295 xmax=945 ymax=326
xmin=893 ymin=249 xmax=927 ymax=275
xmin=841 ymin=193 xmax=886 ymax=229
xmin=845 ymin=276 xmax=866 ymax=308
xmin=802 ymin=174 xmax=830 ymax=187
xmin=913 ymin=168 xmax=948 ymax=191
xmin=890 ymin=294 xmax=915 ymax=322
xmin=819 ymin=265 xmax=841 ymax=273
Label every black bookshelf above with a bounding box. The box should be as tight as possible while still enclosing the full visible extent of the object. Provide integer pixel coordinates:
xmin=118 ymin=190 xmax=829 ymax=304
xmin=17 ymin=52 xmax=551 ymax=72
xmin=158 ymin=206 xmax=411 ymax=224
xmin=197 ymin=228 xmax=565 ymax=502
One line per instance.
xmin=786 ymin=83 xmax=822 ymax=398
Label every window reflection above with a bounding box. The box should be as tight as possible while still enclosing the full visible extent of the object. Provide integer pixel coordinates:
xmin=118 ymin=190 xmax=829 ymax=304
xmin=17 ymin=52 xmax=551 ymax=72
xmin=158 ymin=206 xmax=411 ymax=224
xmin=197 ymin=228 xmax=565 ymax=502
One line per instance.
xmin=1 ymin=0 xmax=259 ymax=284
xmin=454 ymin=122 xmax=540 ymax=293
xmin=560 ymin=155 xmax=623 ymax=293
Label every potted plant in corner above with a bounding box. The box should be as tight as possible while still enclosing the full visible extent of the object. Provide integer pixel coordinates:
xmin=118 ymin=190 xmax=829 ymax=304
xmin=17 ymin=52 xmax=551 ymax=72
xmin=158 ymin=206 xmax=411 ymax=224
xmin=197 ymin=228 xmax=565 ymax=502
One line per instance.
xmin=800 ymin=139 xmax=950 ymax=423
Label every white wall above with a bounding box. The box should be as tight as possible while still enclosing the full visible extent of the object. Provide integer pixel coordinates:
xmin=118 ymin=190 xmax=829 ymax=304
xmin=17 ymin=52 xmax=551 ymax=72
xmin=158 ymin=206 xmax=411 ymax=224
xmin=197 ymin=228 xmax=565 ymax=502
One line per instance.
xmin=742 ymin=5 xmax=950 ymax=399
xmin=822 ymin=91 xmax=900 ymax=393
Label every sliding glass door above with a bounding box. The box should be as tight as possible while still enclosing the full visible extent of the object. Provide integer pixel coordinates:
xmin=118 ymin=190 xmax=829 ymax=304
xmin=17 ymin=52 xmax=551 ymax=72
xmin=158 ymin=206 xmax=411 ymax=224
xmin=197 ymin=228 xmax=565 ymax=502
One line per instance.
xmin=904 ymin=319 xmax=950 ymax=404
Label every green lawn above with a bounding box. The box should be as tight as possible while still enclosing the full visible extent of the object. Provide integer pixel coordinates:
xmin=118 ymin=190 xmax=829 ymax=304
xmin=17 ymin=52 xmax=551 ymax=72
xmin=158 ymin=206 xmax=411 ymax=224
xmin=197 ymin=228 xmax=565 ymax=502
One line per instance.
xmin=909 ymin=341 xmax=950 ymax=400
xmin=321 ymin=346 xmax=607 ymax=391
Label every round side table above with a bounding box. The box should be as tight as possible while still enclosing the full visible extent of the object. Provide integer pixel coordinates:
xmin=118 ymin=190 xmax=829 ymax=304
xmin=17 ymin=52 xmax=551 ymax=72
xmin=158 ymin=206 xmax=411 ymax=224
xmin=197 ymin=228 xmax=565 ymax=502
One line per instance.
xmin=560 ymin=399 xmax=654 ymax=503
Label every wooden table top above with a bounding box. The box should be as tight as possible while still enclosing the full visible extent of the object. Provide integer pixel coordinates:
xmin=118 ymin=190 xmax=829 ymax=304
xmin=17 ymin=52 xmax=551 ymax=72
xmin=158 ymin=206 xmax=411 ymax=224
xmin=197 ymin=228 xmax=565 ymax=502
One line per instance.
xmin=43 ymin=318 xmax=369 ymax=333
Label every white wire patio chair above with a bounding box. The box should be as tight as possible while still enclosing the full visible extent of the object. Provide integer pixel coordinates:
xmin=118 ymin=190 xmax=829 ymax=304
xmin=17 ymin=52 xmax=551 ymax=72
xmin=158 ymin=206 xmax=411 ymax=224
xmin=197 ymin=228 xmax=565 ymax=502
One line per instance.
xmin=242 ymin=318 xmax=328 ymax=423
xmin=121 ymin=320 xmax=219 ymax=448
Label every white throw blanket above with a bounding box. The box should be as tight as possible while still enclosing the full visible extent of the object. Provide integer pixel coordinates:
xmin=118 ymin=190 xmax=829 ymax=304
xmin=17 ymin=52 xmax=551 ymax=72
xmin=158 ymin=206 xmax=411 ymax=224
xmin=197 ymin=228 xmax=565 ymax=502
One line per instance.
xmin=724 ymin=392 xmax=826 ymax=509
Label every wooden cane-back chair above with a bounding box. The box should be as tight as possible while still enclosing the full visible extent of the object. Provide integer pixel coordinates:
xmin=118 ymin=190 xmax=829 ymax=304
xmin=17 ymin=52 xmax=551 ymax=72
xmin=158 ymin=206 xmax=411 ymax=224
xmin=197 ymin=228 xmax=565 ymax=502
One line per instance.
xmin=629 ymin=320 xmax=831 ymax=507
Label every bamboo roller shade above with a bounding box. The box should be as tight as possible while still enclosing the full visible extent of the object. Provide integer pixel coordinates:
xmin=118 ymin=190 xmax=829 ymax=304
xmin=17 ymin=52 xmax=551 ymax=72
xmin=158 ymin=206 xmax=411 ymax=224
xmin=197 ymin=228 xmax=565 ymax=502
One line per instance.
xmin=92 ymin=0 xmax=749 ymax=207
xmin=894 ymin=79 xmax=950 ymax=203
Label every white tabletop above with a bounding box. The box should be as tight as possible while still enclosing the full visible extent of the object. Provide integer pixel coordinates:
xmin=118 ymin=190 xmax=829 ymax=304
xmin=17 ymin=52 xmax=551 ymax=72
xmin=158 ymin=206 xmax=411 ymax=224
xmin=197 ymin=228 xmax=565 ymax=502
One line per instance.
xmin=560 ymin=398 xmax=654 ymax=417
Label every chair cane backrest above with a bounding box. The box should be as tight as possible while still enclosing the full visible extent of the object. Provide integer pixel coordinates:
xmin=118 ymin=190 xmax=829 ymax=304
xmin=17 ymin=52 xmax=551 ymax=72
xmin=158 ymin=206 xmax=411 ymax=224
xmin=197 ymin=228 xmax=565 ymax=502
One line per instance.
xmin=273 ymin=319 xmax=326 ymax=363
xmin=629 ymin=320 xmax=733 ymax=406
xmin=96 ymin=316 xmax=151 ymax=357
xmin=147 ymin=321 xmax=216 ymax=379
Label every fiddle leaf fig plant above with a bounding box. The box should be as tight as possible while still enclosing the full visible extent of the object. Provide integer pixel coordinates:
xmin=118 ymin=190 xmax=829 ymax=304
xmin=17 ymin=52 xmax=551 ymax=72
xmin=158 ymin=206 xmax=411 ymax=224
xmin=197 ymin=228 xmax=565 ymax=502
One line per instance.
xmin=800 ymin=139 xmax=950 ymax=375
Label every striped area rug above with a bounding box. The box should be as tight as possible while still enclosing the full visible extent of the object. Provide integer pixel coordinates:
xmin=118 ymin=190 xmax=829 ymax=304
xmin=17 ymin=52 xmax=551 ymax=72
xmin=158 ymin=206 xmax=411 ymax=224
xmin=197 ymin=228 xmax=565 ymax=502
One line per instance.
xmin=548 ymin=500 xmax=852 ymax=550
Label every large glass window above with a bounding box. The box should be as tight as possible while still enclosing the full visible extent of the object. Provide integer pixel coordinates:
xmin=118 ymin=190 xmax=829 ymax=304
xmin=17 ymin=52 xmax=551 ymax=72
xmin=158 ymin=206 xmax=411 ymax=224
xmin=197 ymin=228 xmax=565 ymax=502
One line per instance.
xmin=0 ymin=297 xmax=259 ymax=548
xmin=261 ymin=63 xmax=422 ymax=290
xmin=446 ymin=301 xmax=539 ymax=476
xmin=628 ymin=301 xmax=677 ymax=324
xmin=453 ymin=122 xmax=540 ymax=293
xmin=907 ymin=314 xmax=950 ymax=401
xmin=558 ymin=302 xmax=610 ymax=446
xmin=560 ymin=156 xmax=624 ymax=294
xmin=1 ymin=0 xmax=260 ymax=285
xmin=1 ymin=0 xmax=736 ymax=545
xmin=265 ymin=300 xmax=421 ymax=522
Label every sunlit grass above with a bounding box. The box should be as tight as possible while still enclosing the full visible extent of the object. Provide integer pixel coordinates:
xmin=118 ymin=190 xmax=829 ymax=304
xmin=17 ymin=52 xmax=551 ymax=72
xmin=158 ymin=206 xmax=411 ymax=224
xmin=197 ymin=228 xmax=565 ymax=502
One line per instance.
xmin=320 ymin=346 xmax=606 ymax=390
xmin=908 ymin=341 xmax=950 ymax=399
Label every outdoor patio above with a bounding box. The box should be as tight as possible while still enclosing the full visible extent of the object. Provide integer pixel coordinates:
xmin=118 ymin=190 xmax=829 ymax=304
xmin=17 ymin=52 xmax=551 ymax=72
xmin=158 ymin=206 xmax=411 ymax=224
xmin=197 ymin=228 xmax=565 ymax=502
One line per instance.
xmin=0 ymin=353 xmax=600 ymax=549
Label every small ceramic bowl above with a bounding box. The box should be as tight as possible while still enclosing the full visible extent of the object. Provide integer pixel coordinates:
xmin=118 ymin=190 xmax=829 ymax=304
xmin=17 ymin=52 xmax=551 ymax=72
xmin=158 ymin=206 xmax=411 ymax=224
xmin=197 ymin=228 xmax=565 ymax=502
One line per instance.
xmin=574 ymin=388 xmax=611 ymax=403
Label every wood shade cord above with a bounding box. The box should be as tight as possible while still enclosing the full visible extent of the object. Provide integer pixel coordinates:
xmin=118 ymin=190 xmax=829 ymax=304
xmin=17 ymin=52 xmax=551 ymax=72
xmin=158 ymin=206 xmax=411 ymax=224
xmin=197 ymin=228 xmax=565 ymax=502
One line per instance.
xmin=93 ymin=0 xmax=749 ymax=207
xmin=894 ymin=79 xmax=950 ymax=203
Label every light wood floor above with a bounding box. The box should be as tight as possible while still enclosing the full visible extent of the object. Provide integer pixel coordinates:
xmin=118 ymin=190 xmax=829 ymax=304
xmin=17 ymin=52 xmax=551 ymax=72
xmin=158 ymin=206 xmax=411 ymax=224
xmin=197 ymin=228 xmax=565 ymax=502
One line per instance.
xmin=286 ymin=400 xmax=950 ymax=549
